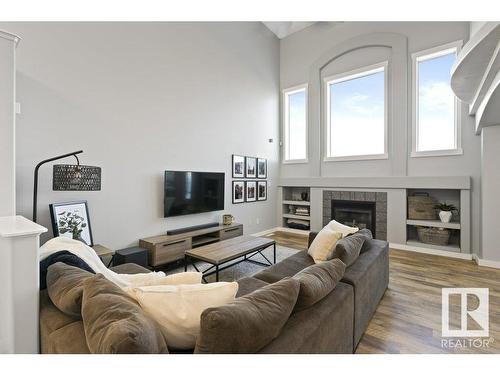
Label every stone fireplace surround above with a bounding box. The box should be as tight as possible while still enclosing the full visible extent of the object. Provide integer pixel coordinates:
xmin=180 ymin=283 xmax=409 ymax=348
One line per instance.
xmin=323 ymin=190 xmax=388 ymax=240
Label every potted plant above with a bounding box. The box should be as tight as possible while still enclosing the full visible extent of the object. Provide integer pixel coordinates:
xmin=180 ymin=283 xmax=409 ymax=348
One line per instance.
xmin=434 ymin=203 xmax=458 ymax=223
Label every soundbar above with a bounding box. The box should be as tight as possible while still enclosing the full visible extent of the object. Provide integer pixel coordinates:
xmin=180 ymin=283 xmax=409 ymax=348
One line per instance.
xmin=167 ymin=222 xmax=219 ymax=235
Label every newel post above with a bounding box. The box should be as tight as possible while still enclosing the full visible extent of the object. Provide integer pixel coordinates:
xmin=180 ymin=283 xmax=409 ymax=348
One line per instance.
xmin=0 ymin=216 xmax=47 ymax=353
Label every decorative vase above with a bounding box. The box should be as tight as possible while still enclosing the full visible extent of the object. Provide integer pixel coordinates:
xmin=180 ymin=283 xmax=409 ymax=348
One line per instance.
xmin=439 ymin=210 xmax=452 ymax=223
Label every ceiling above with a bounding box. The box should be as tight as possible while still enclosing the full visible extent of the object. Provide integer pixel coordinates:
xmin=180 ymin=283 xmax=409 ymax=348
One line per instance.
xmin=262 ymin=22 xmax=315 ymax=39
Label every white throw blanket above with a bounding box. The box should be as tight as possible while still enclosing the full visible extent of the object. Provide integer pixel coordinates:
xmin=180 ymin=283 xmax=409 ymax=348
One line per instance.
xmin=39 ymin=237 xmax=166 ymax=288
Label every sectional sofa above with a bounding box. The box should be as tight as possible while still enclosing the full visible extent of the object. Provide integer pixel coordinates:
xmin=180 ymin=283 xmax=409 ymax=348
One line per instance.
xmin=39 ymin=233 xmax=389 ymax=354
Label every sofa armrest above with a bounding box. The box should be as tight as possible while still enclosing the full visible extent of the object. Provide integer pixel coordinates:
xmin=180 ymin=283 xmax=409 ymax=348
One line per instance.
xmin=308 ymin=232 xmax=318 ymax=248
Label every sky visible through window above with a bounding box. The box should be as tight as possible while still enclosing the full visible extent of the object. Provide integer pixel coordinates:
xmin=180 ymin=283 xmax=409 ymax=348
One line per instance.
xmin=417 ymin=52 xmax=456 ymax=152
xmin=287 ymin=89 xmax=306 ymax=160
xmin=329 ymin=68 xmax=385 ymax=157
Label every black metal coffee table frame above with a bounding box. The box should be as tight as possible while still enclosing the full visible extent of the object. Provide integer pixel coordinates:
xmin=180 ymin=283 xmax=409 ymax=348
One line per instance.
xmin=184 ymin=242 xmax=276 ymax=283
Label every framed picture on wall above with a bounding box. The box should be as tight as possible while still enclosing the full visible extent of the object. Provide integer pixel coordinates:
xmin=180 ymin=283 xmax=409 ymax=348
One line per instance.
xmin=232 ymin=154 xmax=245 ymax=178
xmin=232 ymin=181 xmax=245 ymax=204
xmin=245 ymin=157 xmax=257 ymax=178
xmin=257 ymin=158 xmax=267 ymax=179
xmin=246 ymin=181 xmax=257 ymax=202
xmin=257 ymin=181 xmax=267 ymax=201
xmin=49 ymin=200 xmax=94 ymax=246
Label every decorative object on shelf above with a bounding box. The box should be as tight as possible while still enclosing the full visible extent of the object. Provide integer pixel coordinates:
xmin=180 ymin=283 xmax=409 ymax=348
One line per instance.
xmin=49 ymin=200 xmax=94 ymax=246
xmin=434 ymin=203 xmax=458 ymax=223
xmin=301 ymin=192 xmax=309 ymax=201
xmin=222 ymin=214 xmax=234 ymax=225
xmin=257 ymin=181 xmax=267 ymax=201
xmin=33 ymin=150 xmax=101 ymax=223
xmin=408 ymin=192 xmax=437 ymax=220
xmin=245 ymin=157 xmax=257 ymax=178
xmin=232 ymin=154 xmax=245 ymax=178
xmin=294 ymin=206 xmax=310 ymax=216
xmin=289 ymin=205 xmax=295 ymax=214
xmin=245 ymin=181 xmax=257 ymax=202
xmin=416 ymin=226 xmax=450 ymax=246
xmin=257 ymin=158 xmax=267 ymax=179
xmin=232 ymin=181 xmax=245 ymax=204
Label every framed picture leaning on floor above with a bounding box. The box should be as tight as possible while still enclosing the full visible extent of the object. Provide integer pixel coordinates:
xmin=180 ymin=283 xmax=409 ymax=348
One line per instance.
xmin=49 ymin=200 xmax=94 ymax=246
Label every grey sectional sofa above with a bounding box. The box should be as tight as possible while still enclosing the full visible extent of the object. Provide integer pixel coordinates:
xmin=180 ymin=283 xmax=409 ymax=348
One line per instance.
xmin=39 ymin=233 xmax=389 ymax=354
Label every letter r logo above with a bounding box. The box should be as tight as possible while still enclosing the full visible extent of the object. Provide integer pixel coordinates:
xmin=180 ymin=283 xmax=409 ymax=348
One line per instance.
xmin=442 ymin=288 xmax=489 ymax=337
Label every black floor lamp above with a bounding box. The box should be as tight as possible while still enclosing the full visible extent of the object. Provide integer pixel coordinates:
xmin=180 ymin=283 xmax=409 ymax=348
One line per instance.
xmin=33 ymin=150 xmax=101 ymax=223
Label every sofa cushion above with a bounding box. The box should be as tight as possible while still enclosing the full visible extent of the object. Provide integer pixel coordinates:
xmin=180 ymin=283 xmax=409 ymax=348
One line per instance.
xmin=307 ymin=228 xmax=343 ymax=263
xmin=341 ymin=238 xmax=389 ymax=349
xmin=259 ymin=282 xmax=354 ymax=354
xmin=253 ymin=251 xmax=314 ymax=283
xmin=195 ymin=278 xmax=300 ymax=354
xmin=358 ymin=229 xmax=374 ymax=253
xmin=46 ymin=262 xmax=94 ymax=317
xmin=236 ymin=277 xmax=269 ymax=297
xmin=81 ymin=273 xmax=169 ymax=354
xmin=292 ymin=258 xmax=346 ymax=311
xmin=126 ymin=282 xmax=238 ymax=350
xmin=332 ymin=231 xmax=366 ymax=267
xmin=326 ymin=220 xmax=359 ymax=237
xmin=46 ymin=321 xmax=90 ymax=354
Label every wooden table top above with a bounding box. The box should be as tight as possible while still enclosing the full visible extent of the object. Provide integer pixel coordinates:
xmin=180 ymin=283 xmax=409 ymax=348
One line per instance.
xmin=92 ymin=244 xmax=114 ymax=257
xmin=185 ymin=235 xmax=275 ymax=265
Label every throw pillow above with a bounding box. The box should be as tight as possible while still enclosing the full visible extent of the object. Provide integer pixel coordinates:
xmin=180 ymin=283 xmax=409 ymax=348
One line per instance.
xmin=46 ymin=262 xmax=94 ymax=317
xmin=326 ymin=220 xmax=359 ymax=237
xmin=121 ymin=271 xmax=202 ymax=286
xmin=194 ymin=277 xmax=300 ymax=354
xmin=292 ymin=258 xmax=346 ymax=311
xmin=307 ymin=227 xmax=343 ymax=263
xmin=357 ymin=229 xmax=374 ymax=253
xmin=333 ymin=230 xmax=368 ymax=267
xmin=126 ymin=281 xmax=238 ymax=350
xmin=81 ymin=274 xmax=169 ymax=354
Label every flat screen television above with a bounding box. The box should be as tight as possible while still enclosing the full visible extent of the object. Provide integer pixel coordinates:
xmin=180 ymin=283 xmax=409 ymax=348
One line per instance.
xmin=164 ymin=171 xmax=225 ymax=217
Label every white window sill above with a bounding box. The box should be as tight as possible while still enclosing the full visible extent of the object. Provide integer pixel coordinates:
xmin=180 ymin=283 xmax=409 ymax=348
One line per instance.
xmin=323 ymin=153 xmax=389 ymax=162
xmin=411 ymin=148 xmax=463 ymax=158
xmin=282 ymin=159 xmax=309 ymax=165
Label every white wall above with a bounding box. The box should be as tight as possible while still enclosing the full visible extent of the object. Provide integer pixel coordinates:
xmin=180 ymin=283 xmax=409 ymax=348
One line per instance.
xmin=0 ymin=32 xmax=17 ymax=217
xmin=1 ymin=22 xmax=280 ymax=249
xmin=279 ymin=22 xmax=482 ymax=256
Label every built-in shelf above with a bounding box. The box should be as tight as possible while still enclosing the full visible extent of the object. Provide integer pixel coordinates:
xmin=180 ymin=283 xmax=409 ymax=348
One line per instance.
xmin=406 ymin=219 xmax=461 ymax=230
xmin=192 ymin=236 xmax=220 ymax=247
xmin=283 ymin=200 xmax=311 ymax=206
xmin=406 ymin=240 xmax=461 ymax=253
xmin=283 ymin=213 xmax=311 ymax=221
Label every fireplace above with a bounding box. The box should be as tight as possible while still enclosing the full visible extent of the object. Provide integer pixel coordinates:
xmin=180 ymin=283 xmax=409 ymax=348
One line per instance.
xmin=331 ymin=200 xmax=376 ymax=234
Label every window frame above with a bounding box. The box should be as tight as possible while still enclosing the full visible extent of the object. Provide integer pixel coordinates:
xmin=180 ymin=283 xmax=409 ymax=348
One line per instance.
xmin=411 ymin=40 xmax=463 ymax=158
xmin=323 ymin=61 xmax=389 ymax=162
xmin=282 ymin=83 xmax=309 ymax=164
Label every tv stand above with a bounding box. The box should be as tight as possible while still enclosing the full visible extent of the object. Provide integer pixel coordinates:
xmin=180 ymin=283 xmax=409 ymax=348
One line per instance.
xmin=139 ymin=223 xmax=243 ymax=267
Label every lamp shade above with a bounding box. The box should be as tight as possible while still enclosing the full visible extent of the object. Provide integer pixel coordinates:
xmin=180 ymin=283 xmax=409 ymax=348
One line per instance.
xmin=52 ymin=164 xmax=101 ymax=191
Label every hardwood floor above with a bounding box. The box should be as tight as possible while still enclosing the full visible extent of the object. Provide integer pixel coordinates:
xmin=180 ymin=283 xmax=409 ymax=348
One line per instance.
xmin=262 ymin=231 xmax=500 ymax=354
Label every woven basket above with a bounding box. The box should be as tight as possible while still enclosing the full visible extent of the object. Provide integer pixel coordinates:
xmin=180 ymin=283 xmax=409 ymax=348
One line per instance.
xmin=408 ymin=193 xmax=438 ymax=220
xmin=417 ymin=227 xmax=450 ymax=246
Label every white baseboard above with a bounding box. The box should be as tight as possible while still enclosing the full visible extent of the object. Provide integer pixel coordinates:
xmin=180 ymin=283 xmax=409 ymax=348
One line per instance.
xmin=472 ymin=254 xmax=500 ymax=269
xmin=390 ymin=242 xmax=473 ymax=260
xmin=252 ymin=226 xmax=310 ymax=237
xmin=251 ymin=227 xmax=281 ymax=236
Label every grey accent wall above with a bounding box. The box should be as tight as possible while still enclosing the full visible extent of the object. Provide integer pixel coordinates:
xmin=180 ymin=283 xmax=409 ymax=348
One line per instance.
xmin=3 ymin=22 xmax=280 ymax=249
xmin=279 ymin=22 xmax=482 ymax=256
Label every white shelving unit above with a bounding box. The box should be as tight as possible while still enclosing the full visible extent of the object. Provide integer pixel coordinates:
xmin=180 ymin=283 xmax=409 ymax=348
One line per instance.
xmin=406 ymin=219 xmax=461 ymax=230
xmin=281 ymin=187 xmax=311 ymax=231
xmin=406 ymin=188 xmax=462 ymax=253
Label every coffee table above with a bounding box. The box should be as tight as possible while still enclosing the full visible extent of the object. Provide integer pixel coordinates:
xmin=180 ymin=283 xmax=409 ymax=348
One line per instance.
xmin=184 ymin=235 xmax=276 ymax=282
